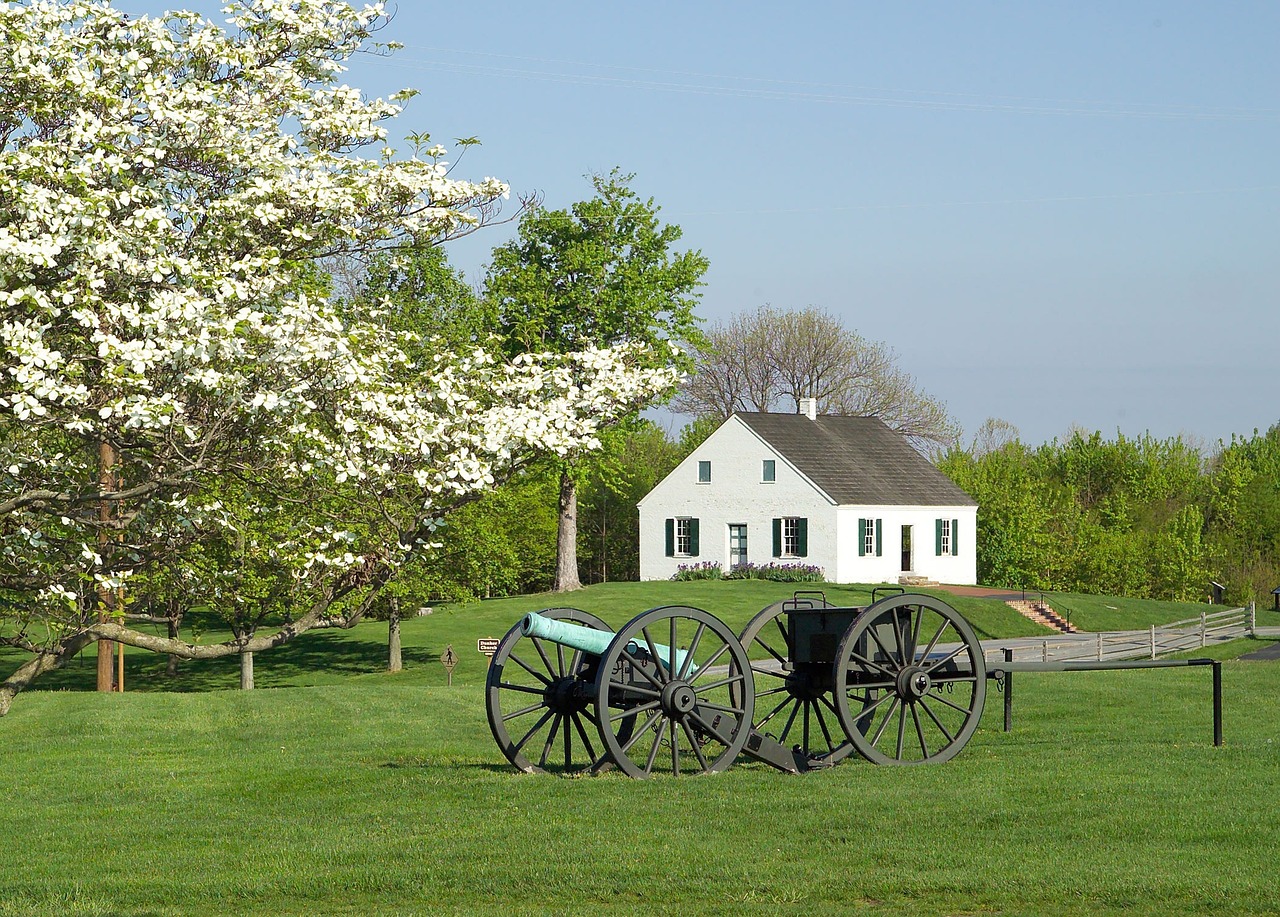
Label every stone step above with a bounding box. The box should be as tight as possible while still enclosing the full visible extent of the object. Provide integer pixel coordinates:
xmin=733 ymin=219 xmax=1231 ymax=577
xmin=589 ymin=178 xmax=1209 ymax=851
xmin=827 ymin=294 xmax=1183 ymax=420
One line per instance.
xmin=1006 ymin=599 xmax=1077 ymax=634
xmin=899 ymin=573 xmax=940 ymax=587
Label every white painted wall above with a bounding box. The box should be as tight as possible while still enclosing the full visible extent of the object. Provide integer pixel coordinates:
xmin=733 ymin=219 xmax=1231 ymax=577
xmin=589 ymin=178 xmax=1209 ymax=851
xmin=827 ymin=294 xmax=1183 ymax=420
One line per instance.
xmin=638 ymin=417 xmax=833 ymax=581
xmin=833 ymin=506 xmax=978 ymax=585
xmin=637 ymin=416 xmax=979 ymax=585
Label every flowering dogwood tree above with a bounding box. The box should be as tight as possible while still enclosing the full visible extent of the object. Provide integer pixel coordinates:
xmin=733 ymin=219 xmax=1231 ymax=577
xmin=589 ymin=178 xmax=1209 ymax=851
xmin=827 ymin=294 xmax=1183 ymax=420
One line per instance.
xmin=0 ymin=0 xmax=679 ymax=713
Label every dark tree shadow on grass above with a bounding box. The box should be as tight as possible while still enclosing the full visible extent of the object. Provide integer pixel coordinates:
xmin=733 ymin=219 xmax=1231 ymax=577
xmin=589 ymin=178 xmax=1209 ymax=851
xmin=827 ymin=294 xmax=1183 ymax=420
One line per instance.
xmin=2 ymin=630 xmax=437 ymax=695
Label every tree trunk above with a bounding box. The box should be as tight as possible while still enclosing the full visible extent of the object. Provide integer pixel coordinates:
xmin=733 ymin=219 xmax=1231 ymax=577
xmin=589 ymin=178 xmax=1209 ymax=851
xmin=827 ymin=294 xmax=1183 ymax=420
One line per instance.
xmin=240 ymin=650 xmax=254 ymax=690
xmin=97 ymin=440 xmax=117 ymax=692
xmin=600 ymin=508 xmax=608 ymax=584
xmin=165 ymin=603 xmax=183 ymax=678
xmin=388 ymin=595 xmax=402 ymax=673
xmin=552 ymin=467 xmax=582 ymax=592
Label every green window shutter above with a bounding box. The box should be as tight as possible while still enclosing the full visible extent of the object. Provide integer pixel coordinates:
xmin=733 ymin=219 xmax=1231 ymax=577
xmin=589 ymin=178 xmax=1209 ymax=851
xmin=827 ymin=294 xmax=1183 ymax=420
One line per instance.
xmin=952 ymin=518 xmax=960 ymax=556
xmin=665 ymin=518 xmax=674 ymax=557
xmin=772 ymin=518 xmax=782 ymax=558
xmin=797 ymin=518 xmax=808 ymax=558
xmin=858 ymin=518 xmax=867 ymax=556
xmin=935 ymin=519 xmax=943 ymax=556
xmin=875 ymin=519 xmax=883 ymax=557
xmin=690 ymin=518 xmax=700 ymax=556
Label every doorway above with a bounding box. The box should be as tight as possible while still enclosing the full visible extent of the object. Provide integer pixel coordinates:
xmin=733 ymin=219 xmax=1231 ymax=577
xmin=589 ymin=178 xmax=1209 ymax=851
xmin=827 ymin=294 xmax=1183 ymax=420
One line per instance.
xmin=900 ymin=525 xmax=913 ymax=573
xmin=729 ymin=524 xmax=748 ymax=569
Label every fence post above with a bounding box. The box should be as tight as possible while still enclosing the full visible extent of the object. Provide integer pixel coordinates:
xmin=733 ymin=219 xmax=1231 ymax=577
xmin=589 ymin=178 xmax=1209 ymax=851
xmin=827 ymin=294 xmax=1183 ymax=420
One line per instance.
xmin=1200 ymin=611 xmax=1207 ymax=648
xmin=1096 ymin=631 xmax=1103 ymax=661
xmin=1042 ymin=640 xmax=1048 ymax=662
xmin=1150 ymin=624 xmax=1156 ymax=660
xmin=1213 ymin=661 xmax=1223 ymax=747
xmin=1003 ymin=648 xmax=1013 ymax=733
xmin=1249 ymin=601 xmax=1256 ymax=637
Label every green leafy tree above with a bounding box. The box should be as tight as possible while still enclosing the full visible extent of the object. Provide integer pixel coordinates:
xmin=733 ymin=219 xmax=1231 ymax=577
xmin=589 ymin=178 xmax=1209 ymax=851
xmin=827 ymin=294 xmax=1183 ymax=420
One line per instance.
xmin=415 ymin=476 xmax=559 ymax=601
xmin=938 ymin=441 xmax=1066 ymax=588
xmin=484 ymin=170 xmax=708 ymax=591
xmin=350 ymin=242 xmax=491 ymax=352
xmin=1204 ymin=425 xmax=1280 ymax=603
xmin=577 ymin=420 xmax=684 ymax=583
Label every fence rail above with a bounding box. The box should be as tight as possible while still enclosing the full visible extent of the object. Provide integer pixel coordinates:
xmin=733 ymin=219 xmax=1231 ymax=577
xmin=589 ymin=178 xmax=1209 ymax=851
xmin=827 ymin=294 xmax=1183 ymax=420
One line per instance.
xmin=988 ymin=603 xmax=1255 ymax=665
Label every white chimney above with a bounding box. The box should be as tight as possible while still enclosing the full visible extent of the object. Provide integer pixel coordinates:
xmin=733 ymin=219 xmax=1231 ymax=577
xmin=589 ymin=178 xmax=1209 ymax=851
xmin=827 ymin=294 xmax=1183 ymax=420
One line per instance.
xmin=799 ymin=398 xmax=818 ymax=420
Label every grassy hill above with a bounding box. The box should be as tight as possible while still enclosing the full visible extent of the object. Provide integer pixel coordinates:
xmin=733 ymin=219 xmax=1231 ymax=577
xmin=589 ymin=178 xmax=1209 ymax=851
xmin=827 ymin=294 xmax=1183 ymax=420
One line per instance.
xmin=2 ymin=582 xmax=1277 ymax=916
xmin=8 ymin=580 xmax=1211 ymax=696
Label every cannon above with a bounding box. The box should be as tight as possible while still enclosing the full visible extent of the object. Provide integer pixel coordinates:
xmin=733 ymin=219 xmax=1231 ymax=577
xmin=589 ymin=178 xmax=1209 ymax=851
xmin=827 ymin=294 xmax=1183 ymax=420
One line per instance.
xmin=485 ymin=592 xmax=988 ymax=776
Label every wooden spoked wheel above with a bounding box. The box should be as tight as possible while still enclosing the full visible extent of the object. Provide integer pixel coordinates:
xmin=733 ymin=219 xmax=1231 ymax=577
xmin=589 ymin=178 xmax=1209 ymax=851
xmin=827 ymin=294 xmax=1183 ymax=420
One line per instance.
xmin=833 ymin=594 xmax=986 ymax=765
xmin=595 ymin=606 xmax=754 ymax=778
xmin=735 ymin=600 xmax=853 ymax=770
xmin=485 ymin=607 xmax=612 ymax=774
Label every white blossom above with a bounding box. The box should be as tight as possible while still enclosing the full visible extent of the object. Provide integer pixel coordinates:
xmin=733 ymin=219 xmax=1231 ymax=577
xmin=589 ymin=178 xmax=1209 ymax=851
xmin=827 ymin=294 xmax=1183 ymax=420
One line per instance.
xmin=0 ymin=0 xmax=680 ymax=659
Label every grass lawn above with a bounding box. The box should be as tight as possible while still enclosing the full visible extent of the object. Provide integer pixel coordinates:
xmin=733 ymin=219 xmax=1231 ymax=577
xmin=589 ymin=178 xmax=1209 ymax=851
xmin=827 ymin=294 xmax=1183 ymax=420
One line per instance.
xmin=1038 ymin=591 xmax=1261 ymax=633
xmin=2 ymin=582 xmax=1277 ymax=916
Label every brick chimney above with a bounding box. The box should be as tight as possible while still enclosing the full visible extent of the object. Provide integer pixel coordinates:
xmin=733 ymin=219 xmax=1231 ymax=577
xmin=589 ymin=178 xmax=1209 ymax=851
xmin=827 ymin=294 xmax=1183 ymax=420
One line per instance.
xmin=798 ymin=398 xmax=818 ymax=420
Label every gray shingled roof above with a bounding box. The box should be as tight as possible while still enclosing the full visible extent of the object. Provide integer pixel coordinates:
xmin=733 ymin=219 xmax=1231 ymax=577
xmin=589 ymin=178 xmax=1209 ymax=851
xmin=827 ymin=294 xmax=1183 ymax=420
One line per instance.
xmin=735 ymin=413 xmax=977 ymax=507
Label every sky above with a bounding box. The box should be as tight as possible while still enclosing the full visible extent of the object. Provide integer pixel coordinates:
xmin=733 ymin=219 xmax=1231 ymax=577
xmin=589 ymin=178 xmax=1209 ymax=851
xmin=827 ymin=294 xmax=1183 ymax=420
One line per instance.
xmin=126 ymin=1 xmax=1280 ymax=448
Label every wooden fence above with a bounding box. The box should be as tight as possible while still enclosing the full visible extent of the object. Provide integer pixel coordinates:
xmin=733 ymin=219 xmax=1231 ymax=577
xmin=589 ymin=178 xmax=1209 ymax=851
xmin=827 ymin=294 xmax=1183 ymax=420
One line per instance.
xmin=989 ymin=603 xmax=1255 ymax=665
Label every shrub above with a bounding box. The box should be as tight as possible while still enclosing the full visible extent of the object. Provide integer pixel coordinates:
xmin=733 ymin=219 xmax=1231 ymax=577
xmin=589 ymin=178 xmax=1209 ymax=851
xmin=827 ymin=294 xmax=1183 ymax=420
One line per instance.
xmin=671 ymin=561 xmax=723 ymax=581
xmin=725 ymin=562 xmax=824 ymax=583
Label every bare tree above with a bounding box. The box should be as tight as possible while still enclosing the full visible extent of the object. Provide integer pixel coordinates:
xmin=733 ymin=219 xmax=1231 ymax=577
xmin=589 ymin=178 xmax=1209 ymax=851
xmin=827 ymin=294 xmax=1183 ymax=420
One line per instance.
xmin=968 ymin=417 xmax=1022 ymax=457
xmin=674 ymin=305 xmax=958 ymax=451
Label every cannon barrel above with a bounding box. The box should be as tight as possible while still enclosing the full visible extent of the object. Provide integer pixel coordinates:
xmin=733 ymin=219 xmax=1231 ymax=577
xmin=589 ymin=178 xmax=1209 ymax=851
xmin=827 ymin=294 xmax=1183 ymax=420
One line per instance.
xmin=521 ymin=612 xmax=696 ymax=674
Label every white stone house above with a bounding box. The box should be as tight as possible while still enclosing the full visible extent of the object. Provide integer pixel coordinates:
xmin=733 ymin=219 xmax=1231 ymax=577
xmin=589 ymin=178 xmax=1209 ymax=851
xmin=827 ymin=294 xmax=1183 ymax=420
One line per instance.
xmin=637 ymin=405 xmax=978 ymax=585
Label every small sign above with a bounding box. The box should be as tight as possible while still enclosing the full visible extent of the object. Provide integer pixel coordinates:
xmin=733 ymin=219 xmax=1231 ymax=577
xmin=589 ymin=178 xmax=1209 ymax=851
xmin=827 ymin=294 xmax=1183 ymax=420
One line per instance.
xmin=477 ymin=638 xmax=500 ymax=657
xmin=440 ymin=645 xmax=458 ymax=686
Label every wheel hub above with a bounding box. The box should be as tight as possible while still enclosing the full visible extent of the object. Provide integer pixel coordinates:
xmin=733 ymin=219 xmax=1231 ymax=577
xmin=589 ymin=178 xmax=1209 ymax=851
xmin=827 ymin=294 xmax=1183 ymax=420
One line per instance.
xmin=896 ymin=666 xmax=931 ymax=701
xmin=661 ymin=681 xmax=698 ymax=715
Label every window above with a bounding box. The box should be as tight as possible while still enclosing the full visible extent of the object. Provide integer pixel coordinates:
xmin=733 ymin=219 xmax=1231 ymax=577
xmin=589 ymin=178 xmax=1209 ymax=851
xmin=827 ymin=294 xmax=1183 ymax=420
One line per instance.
xmin=762 ymin=459 xmax=775 ymax=483
xmin=858 ymin=518 xmax=882 ymax=557
xmin=697 ymin=460 xmax=711 ymax=483
xmin=665 ymin=517 xmax=700 ymax=557
xmin=935 ymin=518 xmax=959 ymax=556
xmin=771 ymin=516 xmax=808 ymax=558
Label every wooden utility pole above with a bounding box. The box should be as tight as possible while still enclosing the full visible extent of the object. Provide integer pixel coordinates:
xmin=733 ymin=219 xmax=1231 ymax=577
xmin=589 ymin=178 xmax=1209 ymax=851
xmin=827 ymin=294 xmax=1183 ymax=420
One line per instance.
xmin=96 ymin=440 xmax=117 ymax=692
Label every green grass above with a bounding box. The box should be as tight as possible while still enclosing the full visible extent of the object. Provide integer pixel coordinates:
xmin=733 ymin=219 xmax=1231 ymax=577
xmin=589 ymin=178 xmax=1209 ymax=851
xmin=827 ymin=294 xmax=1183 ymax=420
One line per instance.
xmin=1039 ymin=591 xmax=1242 ymax=633
xmin=2 ymin=582 xmax=1277 ymax=915
xmin=2 ymin=580 xmax=1054 ymax=696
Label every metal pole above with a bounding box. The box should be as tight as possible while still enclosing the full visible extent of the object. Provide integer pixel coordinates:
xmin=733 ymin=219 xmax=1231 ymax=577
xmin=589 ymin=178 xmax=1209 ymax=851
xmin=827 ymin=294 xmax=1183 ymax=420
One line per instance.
xmin=1212 ymin=661 xmax=1223 ymax=747
xmin=1003 ymin=648 xmax=1013 ymax=733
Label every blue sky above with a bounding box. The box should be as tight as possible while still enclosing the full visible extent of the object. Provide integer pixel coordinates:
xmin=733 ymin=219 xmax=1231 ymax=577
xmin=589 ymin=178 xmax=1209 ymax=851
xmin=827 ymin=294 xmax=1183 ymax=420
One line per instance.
xmin=128 ymin=1 xmax=1280 ymax=448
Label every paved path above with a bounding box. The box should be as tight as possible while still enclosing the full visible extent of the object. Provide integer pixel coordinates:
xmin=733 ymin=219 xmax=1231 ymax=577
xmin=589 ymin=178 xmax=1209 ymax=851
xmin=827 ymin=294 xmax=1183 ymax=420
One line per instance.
xmin=934 ymin=586 xmax=1280 ymax=661
xmin=1240 ymin=628 xmax=1280 ymax=660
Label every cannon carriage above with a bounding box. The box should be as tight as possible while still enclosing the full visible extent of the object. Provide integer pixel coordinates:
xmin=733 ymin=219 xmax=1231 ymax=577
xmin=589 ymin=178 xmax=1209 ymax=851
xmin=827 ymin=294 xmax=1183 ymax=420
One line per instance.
xmin=485 ymin=591 xmax=989 ymax=777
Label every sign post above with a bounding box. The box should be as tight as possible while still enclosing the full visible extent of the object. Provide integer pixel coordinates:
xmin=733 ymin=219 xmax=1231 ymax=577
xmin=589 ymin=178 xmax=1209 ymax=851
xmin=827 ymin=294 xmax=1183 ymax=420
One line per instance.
xmin=440 ymin=645 xmax=458 ymax=686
